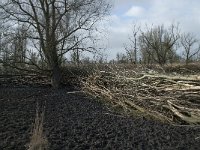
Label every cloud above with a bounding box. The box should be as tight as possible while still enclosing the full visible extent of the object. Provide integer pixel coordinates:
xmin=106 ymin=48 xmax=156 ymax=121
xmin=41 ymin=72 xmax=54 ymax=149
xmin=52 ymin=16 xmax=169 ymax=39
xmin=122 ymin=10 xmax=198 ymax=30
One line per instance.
xmin=124 ymin=6 xmax=144 ymax=17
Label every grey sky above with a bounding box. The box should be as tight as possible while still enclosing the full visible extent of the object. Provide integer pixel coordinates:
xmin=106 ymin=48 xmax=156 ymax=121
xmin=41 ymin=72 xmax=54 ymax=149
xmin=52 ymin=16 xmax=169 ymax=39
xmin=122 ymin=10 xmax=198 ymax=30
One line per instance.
xmin=102 ymin=0 xmax=200 ymax=60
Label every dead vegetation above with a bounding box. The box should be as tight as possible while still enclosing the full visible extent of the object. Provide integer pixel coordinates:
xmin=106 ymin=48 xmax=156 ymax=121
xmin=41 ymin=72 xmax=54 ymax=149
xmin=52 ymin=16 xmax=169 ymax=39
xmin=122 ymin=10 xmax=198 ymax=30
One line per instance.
xmin=81 ymin=65 xmax=200 ymax=125
xmin=27 ymin=105 xmax=48 ymax=150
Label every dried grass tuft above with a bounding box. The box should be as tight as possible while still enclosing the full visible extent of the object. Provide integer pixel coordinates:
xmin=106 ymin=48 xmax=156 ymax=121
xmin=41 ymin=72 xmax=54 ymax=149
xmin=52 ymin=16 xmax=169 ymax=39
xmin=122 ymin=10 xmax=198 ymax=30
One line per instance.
xmin=27 ymin=105 xmax=48 ymax=150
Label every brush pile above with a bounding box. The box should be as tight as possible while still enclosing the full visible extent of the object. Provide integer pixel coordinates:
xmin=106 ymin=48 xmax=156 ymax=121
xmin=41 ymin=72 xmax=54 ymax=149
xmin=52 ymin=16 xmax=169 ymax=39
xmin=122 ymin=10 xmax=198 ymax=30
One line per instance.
xmin=81 ymin=65 xmax=200 ymax=125
xmin=0 ymin=74 xmax=50 ymax=87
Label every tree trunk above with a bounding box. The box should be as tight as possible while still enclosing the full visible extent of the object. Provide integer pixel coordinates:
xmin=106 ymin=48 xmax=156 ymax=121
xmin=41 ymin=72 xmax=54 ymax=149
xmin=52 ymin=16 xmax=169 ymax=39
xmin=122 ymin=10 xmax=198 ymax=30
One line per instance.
xmin=51 ymin=62 xmax=62 ymax=89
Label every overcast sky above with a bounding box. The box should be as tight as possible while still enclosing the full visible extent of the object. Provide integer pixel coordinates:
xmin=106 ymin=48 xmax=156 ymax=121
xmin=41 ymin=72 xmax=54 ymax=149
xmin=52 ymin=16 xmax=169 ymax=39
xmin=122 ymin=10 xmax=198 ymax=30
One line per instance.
xmin=101 ymin=0 xmax=200 ymax=60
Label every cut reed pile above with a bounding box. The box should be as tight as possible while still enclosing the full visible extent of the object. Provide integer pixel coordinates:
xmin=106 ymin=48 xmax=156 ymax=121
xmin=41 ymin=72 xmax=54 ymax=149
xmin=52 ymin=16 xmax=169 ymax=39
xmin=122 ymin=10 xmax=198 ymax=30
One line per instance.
xmin=81 ymin=65 xmax=200 ymax=125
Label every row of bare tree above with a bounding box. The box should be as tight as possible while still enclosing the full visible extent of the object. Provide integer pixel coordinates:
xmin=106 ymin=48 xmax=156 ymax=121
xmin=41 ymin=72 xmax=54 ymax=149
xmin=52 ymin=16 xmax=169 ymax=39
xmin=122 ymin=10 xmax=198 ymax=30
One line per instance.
xmin=120 ymin=24 xmax=200 ymax=66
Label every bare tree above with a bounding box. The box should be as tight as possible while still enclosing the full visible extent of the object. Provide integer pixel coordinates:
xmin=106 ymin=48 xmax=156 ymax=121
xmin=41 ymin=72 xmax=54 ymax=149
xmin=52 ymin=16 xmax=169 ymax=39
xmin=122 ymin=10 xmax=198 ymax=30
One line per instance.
xmin=93 ymin=50 xmax=107 ymax=64
xmin=70 ymin=48 xmax=81 ymax=66
xmin=0 ymin=21 xmax=9 ymax=67
xmin=0 ymin=0 xmax=111 ymax=88
xmin=181 ymin=33 xmax=200 ymax=65
xmin=11 ymin=25 xmax=27 ymax=65
xmin=116 ymin=52 xmax=128 ymax=64
xmin=140 ymin=24 xmax=180 ymax=66
xmin=139 ymin=36 xmax=153 ymax=65
xmin=124 ymin=24 xmax=140 ymax=64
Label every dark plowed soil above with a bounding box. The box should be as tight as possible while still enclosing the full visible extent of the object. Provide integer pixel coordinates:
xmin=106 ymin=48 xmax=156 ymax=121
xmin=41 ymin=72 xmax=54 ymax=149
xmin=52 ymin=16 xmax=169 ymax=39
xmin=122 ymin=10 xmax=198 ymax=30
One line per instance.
xmin=0 ymin=85 xmax=200 ymax=150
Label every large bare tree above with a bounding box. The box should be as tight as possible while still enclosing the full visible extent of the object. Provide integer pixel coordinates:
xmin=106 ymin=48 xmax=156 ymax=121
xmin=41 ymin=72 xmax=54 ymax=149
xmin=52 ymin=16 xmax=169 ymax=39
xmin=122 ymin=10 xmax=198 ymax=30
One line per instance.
xmin=0 ymin=0 xmax=111 ymax=88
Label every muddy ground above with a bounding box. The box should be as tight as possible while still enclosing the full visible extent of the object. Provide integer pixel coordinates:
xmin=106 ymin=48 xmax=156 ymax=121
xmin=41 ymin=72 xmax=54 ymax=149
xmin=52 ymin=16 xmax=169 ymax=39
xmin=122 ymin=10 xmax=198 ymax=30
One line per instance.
xmin=0 ymin=82 xmax=200 ymax=150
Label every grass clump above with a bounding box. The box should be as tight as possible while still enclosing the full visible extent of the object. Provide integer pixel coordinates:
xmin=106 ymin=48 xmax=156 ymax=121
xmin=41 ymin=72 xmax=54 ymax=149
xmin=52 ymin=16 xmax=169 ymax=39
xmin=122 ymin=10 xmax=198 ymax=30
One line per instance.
xmin=27 ymin=105 xmax=48 ymax=150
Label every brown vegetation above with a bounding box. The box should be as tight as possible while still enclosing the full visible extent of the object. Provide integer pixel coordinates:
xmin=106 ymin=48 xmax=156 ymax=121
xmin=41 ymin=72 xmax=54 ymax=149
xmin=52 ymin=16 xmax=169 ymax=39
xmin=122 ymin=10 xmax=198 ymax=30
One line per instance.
xmin=27 ymin=106 xmax=48 ymax=150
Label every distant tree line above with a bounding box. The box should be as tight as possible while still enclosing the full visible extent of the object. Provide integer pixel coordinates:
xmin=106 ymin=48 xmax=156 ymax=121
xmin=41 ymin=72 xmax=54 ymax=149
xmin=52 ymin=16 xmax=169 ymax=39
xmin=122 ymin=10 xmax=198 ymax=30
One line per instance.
xmin=115 ymin=23 xmax=200 ymax=66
